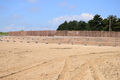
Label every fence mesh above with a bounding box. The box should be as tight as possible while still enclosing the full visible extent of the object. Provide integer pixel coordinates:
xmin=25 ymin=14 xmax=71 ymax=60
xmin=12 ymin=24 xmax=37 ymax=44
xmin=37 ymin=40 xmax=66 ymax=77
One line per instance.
xmin=9 ymin=31 xmax=120 ymax=38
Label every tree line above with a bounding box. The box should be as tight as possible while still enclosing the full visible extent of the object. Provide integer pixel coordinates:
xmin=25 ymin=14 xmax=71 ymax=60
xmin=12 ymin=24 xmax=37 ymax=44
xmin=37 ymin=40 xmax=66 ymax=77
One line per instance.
xmin=57 ymin=14 xmax=120 ymax=31
xmin=0 ymin=32 xmax=8 ymax=36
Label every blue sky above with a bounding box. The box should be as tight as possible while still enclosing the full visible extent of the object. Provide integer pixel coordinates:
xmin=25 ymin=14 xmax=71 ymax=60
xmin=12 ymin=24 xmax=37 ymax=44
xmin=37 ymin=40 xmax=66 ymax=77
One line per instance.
xmin=0 ymin=0 xmax=120 ymax=32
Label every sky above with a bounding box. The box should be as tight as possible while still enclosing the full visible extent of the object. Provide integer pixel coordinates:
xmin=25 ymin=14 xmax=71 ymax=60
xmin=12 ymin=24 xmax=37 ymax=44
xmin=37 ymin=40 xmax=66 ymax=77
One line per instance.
xmin=0 ymin=0 xmax=120 ymax=32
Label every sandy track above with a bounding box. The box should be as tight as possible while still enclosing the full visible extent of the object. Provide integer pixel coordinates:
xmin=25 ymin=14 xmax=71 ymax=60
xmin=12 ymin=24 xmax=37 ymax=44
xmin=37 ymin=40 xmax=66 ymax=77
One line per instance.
xmin=0 ymin=41 xmax=120 ymax=80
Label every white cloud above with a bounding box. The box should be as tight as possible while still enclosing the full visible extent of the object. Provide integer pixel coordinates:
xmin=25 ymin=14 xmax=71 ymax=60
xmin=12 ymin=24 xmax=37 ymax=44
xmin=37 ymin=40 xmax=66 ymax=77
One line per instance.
xmin=67 ymin=5 xmax=76 ymax=9
xmin=0 ymin=24 xmax=15 ymax=32
xmin=81 ymin=13 xmax=94 ymax=20
xmin=10 ymin=24 xmax=15 ymax=27
xmin=10 ymin=14 xmax=24 ymax=20
xmin=26 ymin=0 xmax=38 ymax=3
xmin=29 ymin=27 xmax=40 ymax=30
xmin=59 ymin=1 xmax=68 ymax=6
xmin=17 ymin=27 xmax=25 ymax=31
xmin=4 ymin=27 xmax=12 ymax=30
xmin=27 ymin=7 xmax=40 ymax=12
xmin=48 ymin=13 xmax=94 ymax=26
xmin=20 ymin=21 xmax=25 ymax=24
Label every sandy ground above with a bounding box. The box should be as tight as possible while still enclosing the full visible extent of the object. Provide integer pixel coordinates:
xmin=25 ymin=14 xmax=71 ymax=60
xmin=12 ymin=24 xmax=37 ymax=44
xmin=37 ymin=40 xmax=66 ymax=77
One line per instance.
xmin=0 ymin=41 xmax=120 ymax=80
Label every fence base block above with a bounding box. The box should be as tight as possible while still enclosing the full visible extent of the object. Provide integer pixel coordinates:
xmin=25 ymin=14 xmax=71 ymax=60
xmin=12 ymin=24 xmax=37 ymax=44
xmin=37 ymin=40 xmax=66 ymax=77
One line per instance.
xmin=6 ymin=40 xmax=9 ymax=42
xmin=58 ymin=43 xmax=61 ymax=45
xmin=27 ymin=41 xmax=30 ymax=43
xmin=84 ymin=44 xmax=87 ymax=46
xmin=98 ymin=44 xmax=101 ymax=46
xmin=71 ymin=43 xmax=74 ymax=45
xmin=113 ymin=45 xmax=116 ymax=47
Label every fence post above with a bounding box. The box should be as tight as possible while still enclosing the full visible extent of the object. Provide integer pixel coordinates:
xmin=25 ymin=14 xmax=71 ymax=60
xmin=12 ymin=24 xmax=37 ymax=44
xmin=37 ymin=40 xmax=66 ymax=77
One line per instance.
xmin=113 ymin=38 xmax=117 ymax=47
xmin=97 ymin=38 xmax=101 ymax=46
xmin=58 ymin=38 xmax=61 ymax=45
xmin=70 ymin=36 xmax=73 ymax=45
xmin=84 ymin=38 xmax=87 ymax=46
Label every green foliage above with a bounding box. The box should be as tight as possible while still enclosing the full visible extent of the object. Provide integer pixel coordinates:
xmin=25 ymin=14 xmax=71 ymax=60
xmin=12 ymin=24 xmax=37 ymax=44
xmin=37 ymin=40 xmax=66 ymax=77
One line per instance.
xmin=77 ymin=20 xmax=86 ymax=30
xmin=57 ymin=21 xmax=68 ymax=30
xmin=57 ymin=14 xmax=120 ymax=31
xmin=0 ymin=32 xmax=8 ymax=36
xmin=88 ymin=14 xmax=103 ymax=31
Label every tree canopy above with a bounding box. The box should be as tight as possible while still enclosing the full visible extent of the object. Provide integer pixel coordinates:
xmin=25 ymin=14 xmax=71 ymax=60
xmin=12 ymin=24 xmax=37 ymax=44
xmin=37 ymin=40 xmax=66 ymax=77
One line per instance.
xmin=57 ymin=14 xmax=120 ymax=31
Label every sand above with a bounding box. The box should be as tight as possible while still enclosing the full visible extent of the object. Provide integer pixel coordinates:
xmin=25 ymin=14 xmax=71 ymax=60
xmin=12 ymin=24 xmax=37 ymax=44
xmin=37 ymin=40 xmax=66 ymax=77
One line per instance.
xmin=0 ymin=41 xmax=120 ymax=80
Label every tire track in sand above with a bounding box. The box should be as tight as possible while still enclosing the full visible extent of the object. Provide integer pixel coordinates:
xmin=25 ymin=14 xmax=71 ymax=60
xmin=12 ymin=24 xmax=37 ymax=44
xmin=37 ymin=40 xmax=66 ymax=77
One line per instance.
xmin=88 ymin=60 xmax=106 ymax=80
xmin=0 ymin=61 xmax=48 ymax=79
xmin=69 ymin=54 xmax=106 ymax=80
xmin=0 ymin=58 xmax=64 ymax=79
xmin=56 ymin=58 xmax=69 ymax=80
xmin=70 ymin=62 xmax=89 ymax=80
